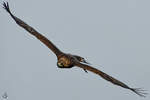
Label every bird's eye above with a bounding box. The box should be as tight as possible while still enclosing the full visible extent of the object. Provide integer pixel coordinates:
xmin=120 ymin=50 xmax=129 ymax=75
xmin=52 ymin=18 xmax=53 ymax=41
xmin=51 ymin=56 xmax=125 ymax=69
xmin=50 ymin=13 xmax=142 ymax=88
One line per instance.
xmin=57 ymin=62 xmax=64 ymax=68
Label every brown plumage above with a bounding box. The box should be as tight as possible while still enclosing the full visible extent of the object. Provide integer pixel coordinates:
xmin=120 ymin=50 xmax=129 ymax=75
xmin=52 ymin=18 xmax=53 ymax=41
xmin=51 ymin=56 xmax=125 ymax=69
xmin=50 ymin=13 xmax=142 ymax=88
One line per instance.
xmin=3 ymin=2 xmax=147 ymax=97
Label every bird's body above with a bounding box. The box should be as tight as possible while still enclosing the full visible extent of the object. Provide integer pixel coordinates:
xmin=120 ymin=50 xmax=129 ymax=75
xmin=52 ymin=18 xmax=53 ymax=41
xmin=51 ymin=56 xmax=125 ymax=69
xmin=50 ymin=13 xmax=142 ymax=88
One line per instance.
xmin=3 ymin=2 xmax=147 ymax=97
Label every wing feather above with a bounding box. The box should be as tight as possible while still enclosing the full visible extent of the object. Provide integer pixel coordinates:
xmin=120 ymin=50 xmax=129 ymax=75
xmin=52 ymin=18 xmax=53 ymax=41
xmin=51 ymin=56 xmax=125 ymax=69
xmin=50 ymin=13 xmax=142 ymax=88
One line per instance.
xmin=75 ymin=61 xmax=147 ymax=97
xmin=3 ymin=2 xmax=62 ymax=57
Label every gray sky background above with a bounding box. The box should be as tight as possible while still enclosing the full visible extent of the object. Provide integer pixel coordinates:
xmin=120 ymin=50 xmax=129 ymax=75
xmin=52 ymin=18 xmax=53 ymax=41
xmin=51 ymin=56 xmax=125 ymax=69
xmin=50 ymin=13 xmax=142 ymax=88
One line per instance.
xmin=0 ymin=0 xmax=150 ymax=100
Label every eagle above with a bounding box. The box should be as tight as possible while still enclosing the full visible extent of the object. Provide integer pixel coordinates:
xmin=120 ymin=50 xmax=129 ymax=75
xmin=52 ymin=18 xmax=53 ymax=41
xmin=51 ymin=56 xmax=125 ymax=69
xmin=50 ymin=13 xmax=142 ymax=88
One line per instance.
xmin=3 ymin=2 xmax=147 ymax=97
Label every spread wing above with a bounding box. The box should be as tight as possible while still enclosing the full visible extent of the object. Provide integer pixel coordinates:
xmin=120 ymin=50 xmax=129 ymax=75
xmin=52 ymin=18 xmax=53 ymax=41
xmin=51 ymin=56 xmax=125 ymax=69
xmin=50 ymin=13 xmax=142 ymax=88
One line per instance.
xmin=74 ymin=61 xmax=147 ymax=97
xmin=3 ymin=2 xmax=62 ymax=57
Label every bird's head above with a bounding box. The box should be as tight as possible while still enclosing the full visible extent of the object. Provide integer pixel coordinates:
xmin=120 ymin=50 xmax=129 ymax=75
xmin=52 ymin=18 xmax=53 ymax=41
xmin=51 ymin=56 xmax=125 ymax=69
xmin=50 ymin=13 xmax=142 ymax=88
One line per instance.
xmin=57 ymin=60 xmax=65 ymax=68
xmin=57 ymin=55 xmax=74 ymax=68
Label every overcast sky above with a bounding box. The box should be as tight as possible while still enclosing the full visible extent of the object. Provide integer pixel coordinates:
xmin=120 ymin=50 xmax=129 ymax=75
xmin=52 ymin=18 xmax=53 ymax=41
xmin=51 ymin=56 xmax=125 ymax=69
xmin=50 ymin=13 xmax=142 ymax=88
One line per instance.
xmin=0 ymin=0 xmax=150 ymax=100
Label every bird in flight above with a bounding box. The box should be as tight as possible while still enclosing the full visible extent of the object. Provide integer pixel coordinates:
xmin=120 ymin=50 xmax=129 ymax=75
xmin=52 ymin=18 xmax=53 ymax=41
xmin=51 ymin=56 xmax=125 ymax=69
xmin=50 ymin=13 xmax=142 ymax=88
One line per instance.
xmin=3 ymin=2 xmax=147 ymax=97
